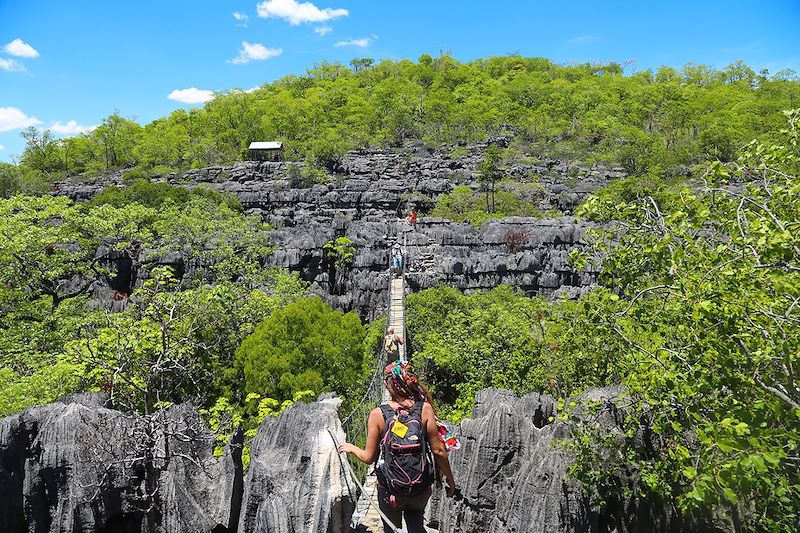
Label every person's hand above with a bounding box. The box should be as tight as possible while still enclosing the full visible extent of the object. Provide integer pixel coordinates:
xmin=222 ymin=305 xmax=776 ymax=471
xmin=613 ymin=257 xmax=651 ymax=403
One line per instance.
xmin=337 ymin=442 xmax=357 ymax=455
xmin=445 ymin=478 xmax=456 ymax=498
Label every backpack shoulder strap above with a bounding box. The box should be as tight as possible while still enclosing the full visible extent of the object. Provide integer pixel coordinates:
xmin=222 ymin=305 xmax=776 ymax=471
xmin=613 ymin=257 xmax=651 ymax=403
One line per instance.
xmin=377 ymin=404 xmax=396 ymax=455
xmin=379 ymin=403 xmax=395 ymax=422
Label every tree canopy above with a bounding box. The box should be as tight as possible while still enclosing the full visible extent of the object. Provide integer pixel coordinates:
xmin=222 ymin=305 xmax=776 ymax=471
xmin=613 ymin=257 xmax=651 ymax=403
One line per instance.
xmin=408 ymin=110 xmax=800 ymax=531
xmin=235 ymin=296 xmax=367 ymax=402
xmin=4 ymin=56 xmax=798 ymax=194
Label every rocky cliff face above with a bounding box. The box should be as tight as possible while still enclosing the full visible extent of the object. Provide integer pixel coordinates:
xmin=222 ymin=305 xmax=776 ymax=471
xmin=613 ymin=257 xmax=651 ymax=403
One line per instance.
xmin=0 ymin=394 xmax=351 ymax=533
xmin=1 ymin=389 xmax=734 ymax=533
xmin=426 ymin=388 xmax=733 ymax=533
xmin=58 ymin=147 xmax=621 ymax=317
xmin=190 ymin=149 xmax=616 ymax=317
xmin=238 ymin=396 xmax=353 ymax=533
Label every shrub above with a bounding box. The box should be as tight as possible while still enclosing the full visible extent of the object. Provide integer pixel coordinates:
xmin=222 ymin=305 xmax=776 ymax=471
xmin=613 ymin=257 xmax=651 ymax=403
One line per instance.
xmin=122 ymin=168 xmax=150 ymax=183
xmin=235 ymin=297 xmax=367 ymax=402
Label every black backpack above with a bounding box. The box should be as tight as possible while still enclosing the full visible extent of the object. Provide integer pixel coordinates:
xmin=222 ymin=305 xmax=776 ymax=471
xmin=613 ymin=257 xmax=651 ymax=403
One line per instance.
xmin=376 ymin=401 xmax=436 ymax=497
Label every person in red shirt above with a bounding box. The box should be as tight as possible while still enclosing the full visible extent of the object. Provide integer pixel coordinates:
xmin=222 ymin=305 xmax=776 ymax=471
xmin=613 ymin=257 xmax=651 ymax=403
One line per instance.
xmin=408 ymin=206 xmax=417 ymax=229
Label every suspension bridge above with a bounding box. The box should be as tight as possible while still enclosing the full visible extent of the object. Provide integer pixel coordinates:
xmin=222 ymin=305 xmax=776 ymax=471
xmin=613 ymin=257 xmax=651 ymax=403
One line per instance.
xmin=338 ymin=227 xmax=424 ymax=533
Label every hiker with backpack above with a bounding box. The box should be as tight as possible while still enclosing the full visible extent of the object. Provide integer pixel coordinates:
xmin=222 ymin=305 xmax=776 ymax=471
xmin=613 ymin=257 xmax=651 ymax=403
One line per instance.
xmin=338 ymin=361 xmax=457 ymax=533
xmin=390 ymin=242 xmax=403 ymax=277
xmin=384 ymin=326 xmax=403 ymax=363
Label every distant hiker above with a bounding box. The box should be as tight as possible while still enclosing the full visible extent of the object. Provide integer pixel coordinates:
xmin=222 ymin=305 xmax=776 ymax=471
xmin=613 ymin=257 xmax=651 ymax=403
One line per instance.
xmin=391 ymin=242 xmax=403 ymax=276
xmin=338 ymin=361 xmax=457 ymax=533
xmin=408 ymin=207 xmax=417 ymax=229
xmin=384 ymin=326 xmax=403 ymax=363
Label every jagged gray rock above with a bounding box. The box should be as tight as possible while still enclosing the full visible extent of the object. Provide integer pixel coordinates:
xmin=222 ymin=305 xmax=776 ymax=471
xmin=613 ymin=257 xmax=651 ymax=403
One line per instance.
xmin=0 ymin=394 xmax=241 ymax=533
xmin=0 ymin=394 xmax=353 ymax=533
xmin=426 ymin=387 xmax=730 ymax=533
xmin=426 ymin=388 xmax=590 ymax=533
xmin=237 ymin=396 xmax=354 ymax=533
xmin=56 ymin=146 xmax=618 ymax=317
xmin=1 ymin=388 xmax=735 ymax=533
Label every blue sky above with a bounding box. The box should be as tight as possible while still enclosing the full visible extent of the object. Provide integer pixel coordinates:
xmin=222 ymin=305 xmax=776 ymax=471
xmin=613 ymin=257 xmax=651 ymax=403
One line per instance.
xmin=1 ymin=0 xmax=798 ymax=162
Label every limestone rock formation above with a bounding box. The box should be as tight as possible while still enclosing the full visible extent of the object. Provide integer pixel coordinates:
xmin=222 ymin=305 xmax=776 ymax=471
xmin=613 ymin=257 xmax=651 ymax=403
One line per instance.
xmin=57 ymin=146 xmax=617 ymax=318
xmin=425 ymin=388 xmax=589 ymax=532
xmin=0 ymin=394 xmax=353 ymax=533
xmin=1 ymin=388 xmax=735 ymax=533
xmin=237 ymin=396 xmax=353 ymax=533
xmin=426 ymin=387 xmax=730 ymax=533
xmin=0 ymin=393 xmax=241 ymax=533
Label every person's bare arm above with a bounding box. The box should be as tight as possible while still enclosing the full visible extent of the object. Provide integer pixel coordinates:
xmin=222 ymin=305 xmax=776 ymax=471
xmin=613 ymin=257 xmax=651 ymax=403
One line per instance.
xmin=337 ymin=408 xmax=384 ymax=464
xmin=395 ymin=334 xmax=404 ymax=345
xmin=423 ymin=402 xmax=455 ymax=496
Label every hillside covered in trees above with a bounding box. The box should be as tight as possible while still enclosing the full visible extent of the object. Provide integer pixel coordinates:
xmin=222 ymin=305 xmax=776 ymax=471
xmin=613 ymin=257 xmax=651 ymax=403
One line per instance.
xmin=2 ymin=55 xmax=799 ymax=195
xmin=1 ymin=54 xmax=799 ymax=531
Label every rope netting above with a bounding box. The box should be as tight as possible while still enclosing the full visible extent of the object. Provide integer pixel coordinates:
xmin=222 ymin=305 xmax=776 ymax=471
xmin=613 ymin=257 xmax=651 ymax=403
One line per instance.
xmin=339 ymin=225 xmax=410 ymax=490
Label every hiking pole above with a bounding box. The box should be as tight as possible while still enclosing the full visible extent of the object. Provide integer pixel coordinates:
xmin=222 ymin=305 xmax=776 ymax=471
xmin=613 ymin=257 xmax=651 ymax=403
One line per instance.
xmin=326 ymin=429 xmax=406 ymax=533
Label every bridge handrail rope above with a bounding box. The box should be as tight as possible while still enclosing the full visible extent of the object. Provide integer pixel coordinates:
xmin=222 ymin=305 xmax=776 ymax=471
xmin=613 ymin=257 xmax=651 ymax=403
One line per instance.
xmin=341 ymin=218 xmax=411 ymax=428
xmin=328 ymin=429 xmax=406 ymax=533
xmin=339 ymin=252 xmax=399 ymax=487
xmin=401 ymin=229 xmax=409 ymax=364
xmin=335 ymin=218 xmax=416 ymax=531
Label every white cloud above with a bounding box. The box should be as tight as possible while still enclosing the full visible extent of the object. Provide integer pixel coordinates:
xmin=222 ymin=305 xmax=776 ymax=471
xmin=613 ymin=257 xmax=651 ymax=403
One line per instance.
xmin=256 ymin=0 xmax=348 ymax=25
xmin=568 ymin=34 xmax=598 ymax=45
xmin=167 ymin=87 xmax=215 ymax=104
xmin=4 ymin=38 xmax=39 ymax=58
xmin=228 ymin=41 xmax=282 ymax=65
xmin=0 ymin=107 xmax=41 ymax=132
xmin=0 ymin=145 xmax=5 ymax=151
xmin=334 ymin=37 xmax=372 ymax=48
xmin=314 ymin=25 xmax=332 ymax=36
xmin=0 ymin=57 xmax=26 ymax=72
xmin=50 ymin=120 xmax=97 ymax=135
xmin=233 ymin=11 xmax=249 ymax=27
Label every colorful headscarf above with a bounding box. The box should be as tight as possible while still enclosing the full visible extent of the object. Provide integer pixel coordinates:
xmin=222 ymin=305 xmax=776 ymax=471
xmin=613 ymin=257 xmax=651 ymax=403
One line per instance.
xmin=383 ymin=360 xmax=425 ymax=401
xmin=383 ymin=360 xmax=462 ymax=451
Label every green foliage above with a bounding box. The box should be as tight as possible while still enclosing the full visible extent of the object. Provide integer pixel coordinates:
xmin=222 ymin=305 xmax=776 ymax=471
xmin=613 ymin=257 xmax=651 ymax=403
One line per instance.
xmin=190 ymin=185 xmax=243 ymax=211
xmin=235 ymin=297 xmax=367 ymax=402
xmin=565 ymin=111 xmax=800 ymax=530
xmin=122 ymin=168 xmax=150 ymax=183
xmin=407 ymin=285 xmax=616 ymax=422
xmin=431 ymin=184 xmax=555 ymax=225
xmin=0 ymin=195 xmax=115 ymax=310
xmin=0 ymin=192 xmax=301 ymax=416
xmin=576 ymin=174 xmax=691 ymax=221
xmin=14 ymin=56 xmax=798 ymax=181
xmin=0 ymin=163 xmax=21 ymax=198
xmin=323 ymin=236 xmax=356 ymax=267
xmin=201 ymin=389 xmax=315 ymax=467
xmin=407 ymin=113 xmax=800 ymax=531
xmin=478 ymin=145 xmax=504 ymax=212
xmin=90 ymin=178 xmax=242 ymax=212
xmin=286 ymin=163 xmax=328 ymax=189
xmin=91 ymin=178 xmax=190 ymax=208
xmin=0 ymin=359 xmax=89 ymax=417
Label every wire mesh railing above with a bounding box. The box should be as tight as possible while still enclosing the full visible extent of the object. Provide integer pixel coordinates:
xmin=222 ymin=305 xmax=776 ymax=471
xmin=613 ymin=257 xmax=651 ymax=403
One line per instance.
xmin=340 ymin=271 xmax=393 ymax=484
xmin=339 ymin=220 xmax=412 ymax=494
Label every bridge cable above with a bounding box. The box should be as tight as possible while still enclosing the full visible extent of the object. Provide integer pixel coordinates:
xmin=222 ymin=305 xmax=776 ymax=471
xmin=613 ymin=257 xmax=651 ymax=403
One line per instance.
xmin=328 ymin=429 xmax=406 ymax=533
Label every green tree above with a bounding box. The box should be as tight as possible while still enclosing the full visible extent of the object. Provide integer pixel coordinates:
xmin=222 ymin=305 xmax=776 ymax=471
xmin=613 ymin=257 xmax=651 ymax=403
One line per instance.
xmin=20 ymin=126 xmax=62 ymax=178
xmin=571 ymin=110 xmax=800 ymax=530
xmin=478 ymin=145 xmax=504 ymax=212
xmin=0 ymin=162 xmax=20 ymax=197
xmin=235 ymin=297 xmax=366 ymax=402
xmin=92 ymin=112 xmax=142 ymax=170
